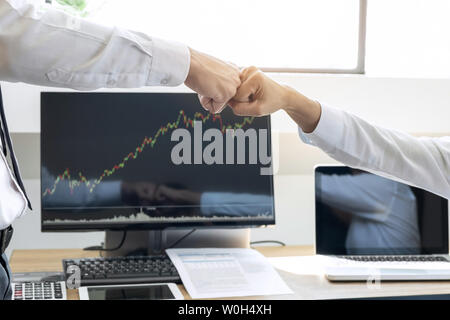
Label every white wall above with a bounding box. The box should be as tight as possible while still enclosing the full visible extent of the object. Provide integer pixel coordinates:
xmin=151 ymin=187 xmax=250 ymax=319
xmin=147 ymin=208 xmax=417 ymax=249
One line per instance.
xmin=4 ymin=74 xmax=450 ymax=134
xmin=3 ymin=74 xmax=450 ymax=257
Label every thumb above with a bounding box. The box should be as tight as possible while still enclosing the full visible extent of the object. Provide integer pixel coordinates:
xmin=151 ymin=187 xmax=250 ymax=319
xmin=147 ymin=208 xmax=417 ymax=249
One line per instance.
xmin=233 ymin=74 xmax=261 ymax=102
xmin=198 ymin=95 xmax=214 ymax=112
xmin=199 ymin=94 xmax=227 ymax=114
xmin=211 ymin=100 xmax=228 ymax=114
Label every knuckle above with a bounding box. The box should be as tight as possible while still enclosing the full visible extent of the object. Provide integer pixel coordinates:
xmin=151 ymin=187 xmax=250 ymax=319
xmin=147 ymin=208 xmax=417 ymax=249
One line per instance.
xmin=253 ymin=70 xmax=264 ymax=82
xmin=233 ymin=74 xmax=241 ymax=86
xmin=240 ymin=66 xmax=257 ymax=79
xmin=221 ymin=88 xmax=236 ymax=101
xmin=215 ymin=91 xmax=227 ymax=101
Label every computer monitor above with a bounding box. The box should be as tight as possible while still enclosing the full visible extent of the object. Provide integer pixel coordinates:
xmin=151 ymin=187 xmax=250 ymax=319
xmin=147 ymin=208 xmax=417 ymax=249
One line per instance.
xmin=315 ymin=165 xmax=449 ymax=255
xmin=41 ymin=92 xmax=275 ymax=232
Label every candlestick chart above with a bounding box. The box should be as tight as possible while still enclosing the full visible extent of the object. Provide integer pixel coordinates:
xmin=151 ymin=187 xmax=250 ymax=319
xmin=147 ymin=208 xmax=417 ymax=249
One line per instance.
xmin=42 ymin=110 xmax=254 ymax=198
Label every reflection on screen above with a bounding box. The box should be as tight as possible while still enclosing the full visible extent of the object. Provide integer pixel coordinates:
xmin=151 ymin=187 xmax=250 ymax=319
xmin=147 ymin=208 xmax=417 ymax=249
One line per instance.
xmin=41 ymin=93 xmax=275 ymax=229
xmin=87 ymin=285 xmax=175 ymax=300
xmin=315 ymin=168 xmax=448 ymax=255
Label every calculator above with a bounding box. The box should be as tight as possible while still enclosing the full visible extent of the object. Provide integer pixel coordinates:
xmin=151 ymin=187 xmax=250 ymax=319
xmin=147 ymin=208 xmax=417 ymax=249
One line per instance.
xmin=12 ymin=281 xmax=67 ymax=300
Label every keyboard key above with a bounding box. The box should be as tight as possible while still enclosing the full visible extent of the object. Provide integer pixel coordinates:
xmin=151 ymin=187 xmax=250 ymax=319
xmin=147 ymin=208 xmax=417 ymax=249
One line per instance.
xmin=106 ymin=272 xmax=160 ymax=278
xmin=341 ymin=255 xmax=450 ymax=263
xmin=63 ymin=255 xmax=181 ymax=285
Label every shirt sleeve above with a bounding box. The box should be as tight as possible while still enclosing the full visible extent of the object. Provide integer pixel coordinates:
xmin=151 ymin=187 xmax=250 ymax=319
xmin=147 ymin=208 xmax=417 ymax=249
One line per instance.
xmin=0 ymin=0 xmax=190 ymax=90
xmin=318 ymin=173 xmax=391 ymax=222
xmin=200 ymin=192 xmax=273 ymax=216
xmin=299 ymin=103 xmax=450 ymax=199
xmin=41 ymin=167 xmax=122 ymax=208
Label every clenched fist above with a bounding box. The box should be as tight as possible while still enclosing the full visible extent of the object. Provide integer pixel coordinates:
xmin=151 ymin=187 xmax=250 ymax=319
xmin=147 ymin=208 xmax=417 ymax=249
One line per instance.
xmin=228 ymin=66 xmax=288 ymax=116
xmin=185 ymin=48 xmax=241 ymax=114
xmin=229 ymin=66 xmax=322 ymax=133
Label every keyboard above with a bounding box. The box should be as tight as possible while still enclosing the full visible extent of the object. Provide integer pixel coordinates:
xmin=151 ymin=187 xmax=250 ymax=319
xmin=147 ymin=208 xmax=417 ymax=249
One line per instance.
xmin=12 ymin=281 xmax=66 ymax=300
xmin=62 ymin=255 xmax=181 ymax=286
xmin=339 ymin=255 xmax=449 ymax=263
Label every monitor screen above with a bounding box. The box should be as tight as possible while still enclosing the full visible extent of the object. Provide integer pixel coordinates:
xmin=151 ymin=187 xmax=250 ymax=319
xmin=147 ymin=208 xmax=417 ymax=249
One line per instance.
xmin=86 ymin=285 xmax=175 ymax=300
xmin=315 ymin=166 xmax=448 ymax=255
xmin=41 ymin=92 xmax=275 ymax=231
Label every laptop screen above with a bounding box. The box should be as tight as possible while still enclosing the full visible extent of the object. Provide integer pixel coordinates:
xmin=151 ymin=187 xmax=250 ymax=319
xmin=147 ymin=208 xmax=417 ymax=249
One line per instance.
xmin=315 ymin=166 xmax=449 ymax=255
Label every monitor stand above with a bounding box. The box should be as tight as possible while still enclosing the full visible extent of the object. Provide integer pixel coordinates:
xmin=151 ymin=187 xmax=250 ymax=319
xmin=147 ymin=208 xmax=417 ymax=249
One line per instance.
xmin=102 ymin=228 xmax=251 ymax=257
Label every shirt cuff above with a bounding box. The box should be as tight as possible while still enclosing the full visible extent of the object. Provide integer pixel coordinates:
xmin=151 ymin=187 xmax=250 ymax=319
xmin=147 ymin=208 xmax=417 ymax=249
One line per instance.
xmin=298 ymin=103 xmax=346 ymax=154
xmin=147 ymin=37 xmax=190 ymax=87
xmin=199 ymin=192 xmax=214 ymax=216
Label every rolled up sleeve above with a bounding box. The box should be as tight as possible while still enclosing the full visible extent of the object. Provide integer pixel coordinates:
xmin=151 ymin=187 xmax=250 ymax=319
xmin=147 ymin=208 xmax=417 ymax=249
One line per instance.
xmin=147 ymin=36 xmax=190 ymax=86
xmin=0 ymin=0 xmax=190 ymax=90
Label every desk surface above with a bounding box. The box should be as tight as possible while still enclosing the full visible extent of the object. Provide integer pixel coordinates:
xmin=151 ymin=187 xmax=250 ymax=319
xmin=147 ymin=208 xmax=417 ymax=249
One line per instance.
xmin=9 ymin=246 xmax=450 ymax=300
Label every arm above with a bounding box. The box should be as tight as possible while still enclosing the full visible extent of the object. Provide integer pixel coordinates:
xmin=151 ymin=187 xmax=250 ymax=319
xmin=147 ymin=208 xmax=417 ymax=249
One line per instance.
xmin=200 ymin=192 xmax=273 ymax=216
xmin=154 ymin=185 xmax=273 ymax=216
xmin=297 ymin=103 xmax=450 ymax=199
xmin=319 ymin=174 xmax=391 ymax=222
xmin=229 ymin=67 xmax=450 ymax=199
xmin=0 ymin=0 xmax=189 ymax=88
xmin=41 ymin=167 xmax=122 ymax=207
xmin=0 ymin=0 xmax=239 ymax=109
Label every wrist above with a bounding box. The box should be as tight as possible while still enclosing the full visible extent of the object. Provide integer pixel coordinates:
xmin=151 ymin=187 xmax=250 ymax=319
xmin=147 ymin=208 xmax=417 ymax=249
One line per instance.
xmin=282 ymin=85 xmax=308 ymax=113
xmin=282 ymin=86 xmax=321 ymax=133
xmin=185 ymin=48 xmax=199 ymax=87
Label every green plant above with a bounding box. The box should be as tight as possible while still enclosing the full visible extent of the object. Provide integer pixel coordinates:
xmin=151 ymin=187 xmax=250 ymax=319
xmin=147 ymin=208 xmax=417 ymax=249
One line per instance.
xmin=55 ymin=0 xmax=87 ymax=12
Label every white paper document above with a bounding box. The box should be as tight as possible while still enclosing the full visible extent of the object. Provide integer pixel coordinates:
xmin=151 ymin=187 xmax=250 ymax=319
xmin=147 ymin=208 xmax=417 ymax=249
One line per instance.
xmin=166 ymin=248 xmax=293 ymax=299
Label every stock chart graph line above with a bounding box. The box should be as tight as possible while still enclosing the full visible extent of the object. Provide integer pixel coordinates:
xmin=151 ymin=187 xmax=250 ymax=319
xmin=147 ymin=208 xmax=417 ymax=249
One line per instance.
xmin=42 ymin=110 xmax=255 ymax=197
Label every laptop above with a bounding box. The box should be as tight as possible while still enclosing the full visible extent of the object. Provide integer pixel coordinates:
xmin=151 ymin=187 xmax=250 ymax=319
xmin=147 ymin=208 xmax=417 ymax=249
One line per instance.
xmin=315 ymin=165 xmax=450 ymax=281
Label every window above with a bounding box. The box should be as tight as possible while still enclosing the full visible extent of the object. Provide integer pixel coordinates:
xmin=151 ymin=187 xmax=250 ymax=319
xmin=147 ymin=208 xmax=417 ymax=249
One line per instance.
xmin=366 ymin=0 xmax=450 ymax=78
xmin=48 ymin=0 xmax=367 ymax=74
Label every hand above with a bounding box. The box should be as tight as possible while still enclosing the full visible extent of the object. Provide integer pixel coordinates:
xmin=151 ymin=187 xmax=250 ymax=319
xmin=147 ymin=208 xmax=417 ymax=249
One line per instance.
xmin=155 ymin=185 xmax=201 ymax=205
xmin=121 ymin=181 xmax=157 ymax=206
xmin=228 ymin=66 xmax=289 ymax=116
xmin=184 ymin=48 xmax=241 ymax=114
xmin=229 ymin=66 xmax=322 ymax=133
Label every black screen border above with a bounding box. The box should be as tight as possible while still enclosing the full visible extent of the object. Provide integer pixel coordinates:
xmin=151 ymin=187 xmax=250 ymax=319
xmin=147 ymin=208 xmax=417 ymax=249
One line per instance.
xmin=315 ymin=165 xmax=449 ymax=255
xmin=40 ymin=92 xmax=276 ymax=232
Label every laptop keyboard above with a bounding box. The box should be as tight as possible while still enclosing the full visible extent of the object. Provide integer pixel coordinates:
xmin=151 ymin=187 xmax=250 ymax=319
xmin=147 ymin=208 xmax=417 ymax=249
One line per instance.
xmin=339 ymin=255 xmax=449 ymax=263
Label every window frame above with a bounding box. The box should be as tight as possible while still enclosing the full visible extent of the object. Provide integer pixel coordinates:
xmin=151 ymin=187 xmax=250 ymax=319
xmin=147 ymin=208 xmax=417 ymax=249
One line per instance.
xmin=47 ymin=0 xmax=367 ymax=75
xmin=262 ymin=0 xmax=367 ymax=74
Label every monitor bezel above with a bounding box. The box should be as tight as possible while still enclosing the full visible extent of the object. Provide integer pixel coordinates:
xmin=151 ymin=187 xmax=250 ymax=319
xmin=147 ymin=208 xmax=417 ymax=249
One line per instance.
xmin=314 ymin=165 xmax=449 ymax=255
xmin=40 ymin=92 xmax=276 ymax=232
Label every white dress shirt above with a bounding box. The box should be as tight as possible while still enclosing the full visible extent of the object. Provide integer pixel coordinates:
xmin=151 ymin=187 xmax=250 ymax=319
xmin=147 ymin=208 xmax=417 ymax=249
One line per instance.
xmin=0 ymin=138 xmax=27 ymax=228
xmin=319 ymin=173 xmax=420 ymax=254
xmin=41 ymin=167 xmax=122 ymax=208
xmin=300 ymin=104 xmax=450 ymax=199
xmin=0 ymin=0 xmax=191 ymax=228
xmin=200 ymin=192 xmax=273 ymax=216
